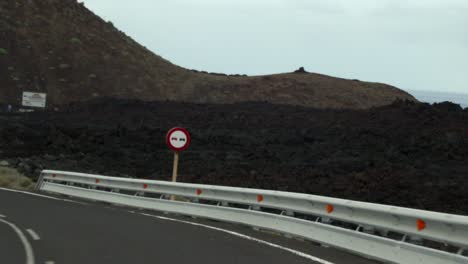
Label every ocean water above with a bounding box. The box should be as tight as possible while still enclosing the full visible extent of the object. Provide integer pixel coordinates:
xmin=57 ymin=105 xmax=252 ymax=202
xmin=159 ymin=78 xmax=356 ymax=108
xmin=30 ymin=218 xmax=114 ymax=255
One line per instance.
xmin=407 ymin=90 xmax=468 ymax=108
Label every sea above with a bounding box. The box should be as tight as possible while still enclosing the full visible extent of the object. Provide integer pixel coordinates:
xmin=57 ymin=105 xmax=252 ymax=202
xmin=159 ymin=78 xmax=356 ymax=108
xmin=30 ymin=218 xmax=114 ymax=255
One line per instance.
xmin=407 ymin=90 xmax=468 ymax=109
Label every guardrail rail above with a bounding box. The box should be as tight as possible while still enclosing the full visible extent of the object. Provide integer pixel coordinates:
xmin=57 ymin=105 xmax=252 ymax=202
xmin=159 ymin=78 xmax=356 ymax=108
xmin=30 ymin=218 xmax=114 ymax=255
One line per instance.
xmin=37 ymin=170 xmax=468 ymax=264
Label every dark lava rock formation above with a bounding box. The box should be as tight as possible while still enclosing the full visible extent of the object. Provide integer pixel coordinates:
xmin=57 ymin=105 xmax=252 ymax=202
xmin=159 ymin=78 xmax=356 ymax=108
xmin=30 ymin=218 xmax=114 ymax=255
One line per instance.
xmin=1 ymin=100 xmax=467 ymax=214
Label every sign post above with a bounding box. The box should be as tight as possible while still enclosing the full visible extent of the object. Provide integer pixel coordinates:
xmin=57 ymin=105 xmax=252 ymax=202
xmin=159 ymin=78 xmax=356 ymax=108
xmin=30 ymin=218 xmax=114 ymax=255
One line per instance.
xmin=171 ymin=152 xmax=179 ymax=183
xmin=166 ymin=127 xmax=191 ymax=184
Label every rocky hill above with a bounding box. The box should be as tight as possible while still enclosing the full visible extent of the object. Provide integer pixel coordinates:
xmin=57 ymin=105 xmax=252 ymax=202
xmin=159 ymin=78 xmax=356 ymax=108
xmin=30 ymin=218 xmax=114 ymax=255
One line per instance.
xmin=0 ymin=0 xmax=415 ymax=109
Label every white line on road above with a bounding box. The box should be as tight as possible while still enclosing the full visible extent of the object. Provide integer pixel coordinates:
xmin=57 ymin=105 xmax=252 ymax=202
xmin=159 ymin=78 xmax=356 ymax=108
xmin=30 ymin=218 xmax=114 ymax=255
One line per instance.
xmin=0 ymin=214 xmax=6 ymax=218
xmin=0 ymin=187 xmax=62 ymax=200
xmin=140 ymin=213 xmax=335 ymax=264
xmin=26 ymin=229 xmax=41 ymax=241
xmin=0 ymin=218 xmax=35 ymax=264
xmin=44 ymin=261 xmax=55 ymax=264
xmin=62 ymin=199 xmax=89 ymax=205
xmin=0 ymin=187 xmax=88 ymax=205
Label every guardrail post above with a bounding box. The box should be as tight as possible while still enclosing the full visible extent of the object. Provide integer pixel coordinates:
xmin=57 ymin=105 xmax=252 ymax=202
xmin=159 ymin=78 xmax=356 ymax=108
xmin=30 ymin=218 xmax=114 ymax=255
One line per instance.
xmin=135 ymin=191 xmax=145 ymax=197
xmin=457 ymin=248 xmax=465 ymax=255
xmin=34 ymin=172 xmax=45 ymax=191
xmin=380 ymin=230 xmax=389 ymax=238
xmin=250 ymin=205 xmax=261 ymax=211
xmin=408 ymin=236 xmax=423 ymax=246
xmin=218 ymin=201 xmax=229 ymax=207
xmin=401 ymin=234 xmax=408 ymax=242
xmin=362 ymin=226 xmax=375 ymax=235
xmin=281 ymin=210 xmax=294 ymax=217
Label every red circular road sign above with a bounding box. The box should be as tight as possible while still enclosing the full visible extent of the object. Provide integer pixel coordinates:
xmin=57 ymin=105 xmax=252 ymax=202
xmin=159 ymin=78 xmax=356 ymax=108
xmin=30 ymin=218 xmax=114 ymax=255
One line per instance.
xmin=166 ymin=127 xmax=191 ymax=152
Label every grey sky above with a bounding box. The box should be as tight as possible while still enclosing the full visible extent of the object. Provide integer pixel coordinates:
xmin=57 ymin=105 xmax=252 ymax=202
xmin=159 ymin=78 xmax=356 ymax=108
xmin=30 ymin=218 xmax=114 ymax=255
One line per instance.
xmin=81 ymin=0 xmax=467 ymax=94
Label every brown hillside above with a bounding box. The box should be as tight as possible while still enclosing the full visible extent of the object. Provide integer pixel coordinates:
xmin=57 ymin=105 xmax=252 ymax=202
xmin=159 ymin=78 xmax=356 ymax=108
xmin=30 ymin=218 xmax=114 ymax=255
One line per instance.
xmin=0 ymin=0 xmax=416 ymax=109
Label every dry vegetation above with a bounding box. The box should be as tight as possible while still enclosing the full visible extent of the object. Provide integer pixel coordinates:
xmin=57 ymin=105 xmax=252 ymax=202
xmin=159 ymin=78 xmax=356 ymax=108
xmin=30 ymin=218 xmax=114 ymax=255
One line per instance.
xmin=0 ymin=167 xmax=34 ymax=191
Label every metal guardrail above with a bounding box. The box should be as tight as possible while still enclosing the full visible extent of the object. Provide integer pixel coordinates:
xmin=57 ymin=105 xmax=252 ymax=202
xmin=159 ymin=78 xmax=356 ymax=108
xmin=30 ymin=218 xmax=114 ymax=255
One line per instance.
xmin=37 ymin=170 xmax=468 ymax=264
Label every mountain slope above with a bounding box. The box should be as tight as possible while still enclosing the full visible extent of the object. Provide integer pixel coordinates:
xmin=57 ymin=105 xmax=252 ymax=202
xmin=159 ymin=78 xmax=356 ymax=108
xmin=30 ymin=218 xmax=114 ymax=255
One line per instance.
xmin=0 ymin=0 xmax=416 ymax=109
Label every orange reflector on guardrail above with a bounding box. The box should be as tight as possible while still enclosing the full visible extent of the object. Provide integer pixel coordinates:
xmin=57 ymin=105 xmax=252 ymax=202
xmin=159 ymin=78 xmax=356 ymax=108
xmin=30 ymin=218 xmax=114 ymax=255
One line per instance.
xmin=257 ymin=195 xmax=264 ymax=203
xmin=95 ymin=179 xmax=100 ymax=184
xmin=196 ymin=189 xmax=202 ymax=195
xmin=417 ymin=219 xmax=426 ymax=231
xmin=327 ymin=204 xmax=334 ymax=214
xmin=143 ymin=184 xmax=148 ymax=189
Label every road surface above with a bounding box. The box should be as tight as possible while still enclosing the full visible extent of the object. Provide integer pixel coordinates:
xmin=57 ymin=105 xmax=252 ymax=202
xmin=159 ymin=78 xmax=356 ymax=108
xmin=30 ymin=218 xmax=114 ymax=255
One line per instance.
xmin=0 ymin=188 xmax=380 ymax=264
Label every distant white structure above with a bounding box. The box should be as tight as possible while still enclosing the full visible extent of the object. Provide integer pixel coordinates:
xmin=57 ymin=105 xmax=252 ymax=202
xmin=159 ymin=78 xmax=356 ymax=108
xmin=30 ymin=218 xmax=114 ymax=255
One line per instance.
xmin=22 ymin=92 xmax=47 ymax=108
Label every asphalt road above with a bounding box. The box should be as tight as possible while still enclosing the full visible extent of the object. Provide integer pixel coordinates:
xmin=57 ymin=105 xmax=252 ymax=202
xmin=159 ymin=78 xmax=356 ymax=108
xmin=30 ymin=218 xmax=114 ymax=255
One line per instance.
xmin=0 ymin=188 xmax=380 ymax=264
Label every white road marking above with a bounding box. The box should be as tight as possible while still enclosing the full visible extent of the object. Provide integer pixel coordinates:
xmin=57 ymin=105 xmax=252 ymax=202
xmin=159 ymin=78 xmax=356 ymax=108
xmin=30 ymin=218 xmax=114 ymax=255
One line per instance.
xmin=0 ymin=187 xmax=62 ymax=200
xmin=0 ymin=187 xmax=87 ymax=205
xmin=44 ymin=261 xmax=55 ymax=264
xmin=140 ymin=213 xmax=335 ymax=264
xmin=0 ymin=218 xmax=36 ymax=264
xmin=0 ymin=214 xmax=6 ymax=218
xmin=26 ymin=229 xmax=41 ymax=241
xmin=62 ymin=199 xmax=89 ymax=205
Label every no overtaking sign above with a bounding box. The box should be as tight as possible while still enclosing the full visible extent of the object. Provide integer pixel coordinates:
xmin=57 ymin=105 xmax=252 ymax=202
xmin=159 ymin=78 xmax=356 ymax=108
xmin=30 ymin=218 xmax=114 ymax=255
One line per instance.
xmin=166 ymin=127 xmax=191 ymax=184
xmin=166 ymin=127 xmax=191 ymax=152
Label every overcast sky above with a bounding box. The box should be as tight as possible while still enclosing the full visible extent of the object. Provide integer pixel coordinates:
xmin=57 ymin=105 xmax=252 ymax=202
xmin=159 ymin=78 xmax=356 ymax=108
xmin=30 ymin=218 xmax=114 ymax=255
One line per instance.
xmin=81 ymin=0 xmax=467 ymax=94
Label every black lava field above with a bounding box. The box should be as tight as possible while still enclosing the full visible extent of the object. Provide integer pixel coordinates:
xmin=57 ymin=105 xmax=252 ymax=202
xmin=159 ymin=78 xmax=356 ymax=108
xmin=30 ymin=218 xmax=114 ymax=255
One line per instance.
xmin=1 ymin=99 xmax=467 ymax=214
